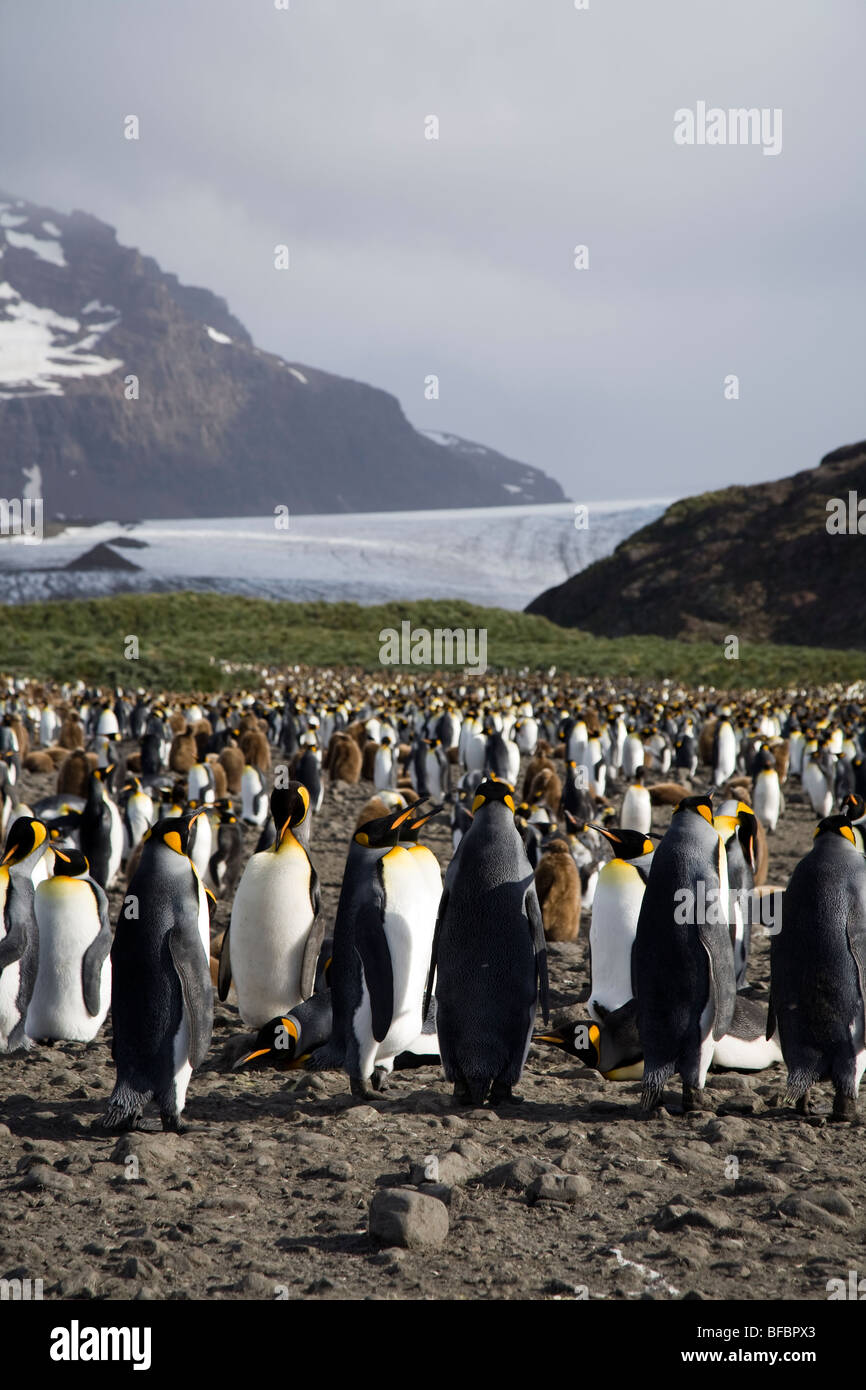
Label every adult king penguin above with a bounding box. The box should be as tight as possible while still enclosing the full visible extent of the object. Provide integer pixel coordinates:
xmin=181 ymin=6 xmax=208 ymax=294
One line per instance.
xmin=219 ymin=783 xmax=321 ymax=1028
xmin=104 ymin=811 xmax=213 ymax=1132
xmin=26 ymin=848 xmax=112 ymax=1043
xmin=634 ymin=795 xmax=736 ymax=1113
xmin=312 ymin=802 xmax=442 ymax=1097
xmin=768 ymin=815 xmax=866 ymax=1121
xmin=0 ymin=818 xmax=49 ymax=1051
xmin=425 ymin=776 xmax=549 ymax=1106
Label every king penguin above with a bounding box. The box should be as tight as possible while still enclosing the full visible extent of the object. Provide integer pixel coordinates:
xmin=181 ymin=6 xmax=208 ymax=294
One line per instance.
xmin=634 ymin=795 xmax=736 ymax=1113
xmin=103 ymin=811 xmax=213 ymax=1132
xmin=425 ymin=776 xmax=549 ymax=1106
xmin=768 ymin=814 xmax=866 ymax=1121
xmin=310 ymin=802 xmax=442 ymax=1098
xmin=26 ymin=848 xmax=112 ymax=1043
xmin=585 ymin=825 xmax=655 ymax=1021
xmin=0 ymin=818 xmax=49 ymax=1051
xmin=219 ymin=783 xmax=321 ymax=1028
xmin=620 ymin=767 xmax=651 ymax=835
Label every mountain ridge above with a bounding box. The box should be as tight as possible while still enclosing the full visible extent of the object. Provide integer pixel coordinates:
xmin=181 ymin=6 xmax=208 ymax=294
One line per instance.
xmin=0 ymin=191 xmax=565 ymax=518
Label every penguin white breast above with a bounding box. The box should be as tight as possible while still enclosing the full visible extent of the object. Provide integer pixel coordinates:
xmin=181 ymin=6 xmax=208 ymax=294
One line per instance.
xmin=712 ymin=1031 xmax=783 ymax=1071
xmin=229 ymin=845 xmax=315 ymax=1026
xmin=28 ymin=880 xmax=110 ymax=1041
xmin=621 ymin=786 xmax=651 ymax=834
xmin=588 ymin=862 xmax=645 ymax=1017
xmin=374 ymin=847 xmax=440 ymax=1062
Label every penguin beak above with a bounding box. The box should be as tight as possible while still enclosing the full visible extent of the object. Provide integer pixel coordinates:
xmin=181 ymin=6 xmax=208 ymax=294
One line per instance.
xmin=533 ymin=1030 xmax=566 ymax=1047
xmin=232 ymin=1049 xmax=270 ymax=1069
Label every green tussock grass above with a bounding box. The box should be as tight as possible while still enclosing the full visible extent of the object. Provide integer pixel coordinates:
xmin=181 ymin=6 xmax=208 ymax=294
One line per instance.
xmin=0 ymin=592 xmax=862 ymax=691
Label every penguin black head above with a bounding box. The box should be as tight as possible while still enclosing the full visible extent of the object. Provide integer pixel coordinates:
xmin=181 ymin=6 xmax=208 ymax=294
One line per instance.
xmin=2 ymin=816 xmax=48 ymax=866
xmin=399 ymin=802 xmax=444 ymax=843
xmin=814 ymin=815 xmax=860 ymax=845
xmin=144 ymin=810 xmax=205 ymax=858
xmin=51 ymin=847 xmax=91 ymax=877
xmin=533 ymin=1020 xmax=603 ymax=1067
xmin=588 ymin=823 xmax=654 ymax=860
xmin=270 ymin=782 xmax=310 ymax=844
xmin=842 ymin=794 xmax=866 ymax=823
xmin=233 ymin=1016 xmax=301 ymax=1070
xmin=674 ymin=794 xmax=714 ymax=824
xmin=471 ymin=776 xmax=516 ymax=814
xmin=354 ymin=802 xmax=419 ymax=849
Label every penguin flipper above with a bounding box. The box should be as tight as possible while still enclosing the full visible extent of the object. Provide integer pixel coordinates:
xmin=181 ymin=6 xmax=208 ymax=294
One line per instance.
xmin=308 ymin=859 xmax=321 ymax=920
xmin=355 ymin=896 xmax=393 ymax=1044
xmin=217 ymin=925 xmax=232 ymax=1001
xmin=299 ymin=917 xmax=325 ymax=1000
xmin=524 ymin=883 xmax=550 ymax=1024
xmin=168 ymin=923 xmax=214 ymax=1070
xmin=423 ymin=887 xmax=449 ymax=1021
xmin=81 ymin=879 xmax=112 ymax=1017
xmin=698 ymin=923 xmax=738 ymax=1041
xmin=765 ymin=996 xmax=776 ymax=1042
xmin=0 ymin=909 xmax=27 ymax=972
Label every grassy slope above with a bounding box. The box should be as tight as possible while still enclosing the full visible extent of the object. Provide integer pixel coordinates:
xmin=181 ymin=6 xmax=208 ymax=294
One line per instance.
xmin=0 ymin=593 xmax=862 ymax=691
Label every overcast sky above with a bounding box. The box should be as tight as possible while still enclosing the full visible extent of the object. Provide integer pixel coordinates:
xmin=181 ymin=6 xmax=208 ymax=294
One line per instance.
xmin=1 ymin=0 xmax=864 ymax=501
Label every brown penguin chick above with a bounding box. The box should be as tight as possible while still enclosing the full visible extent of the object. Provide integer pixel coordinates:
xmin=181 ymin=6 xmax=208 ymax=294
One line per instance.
xmin=753 ymin=816 xmax=769 ymax=887
xmin=522 ymin=754 xmax=556 ymax=801
xmin=239 ymin=728 xmax=270 ymax=772
xmin=534 ymin=838 xmax=581 ymax=943
xmin=57 ymin=749 xmax=92 ymax=796
xmin=344 ymin=720 xmax=368 ymax=749
xmin=43 ymin=746 xmax=71 ymax=768
xmin=329 ymin=735 xmax=362 ymax=784
xmin=206 ymin=757 xmax=228 ymax=800
xmin=23 ymin=751 xmax=55 ymax=774
xmin=361 ymin=741 xmax=379 ymax=782
xmin=528 ymin=766 xmax=562 ymax=816
xmin=169 ymin=726 xmax=198 ymax=773
xmin=7 ymin=717 xmax=29 ymax=760
xmin=219 ymin=745 xmax=244 ymax=794
xmin=698 ymin=718 xmax=717 ymax=767
xmin=771 ymin=742 xmax=790 ymax=783
xmin=649 ymin=780 xmax=693 ymax=805
xmin=355 ymin=790 xmax=416 ymax=830
xmin=59 ymin=716 xmax=85 ymax=751
xmin=168 ymin=710 xmax=188 ymax=734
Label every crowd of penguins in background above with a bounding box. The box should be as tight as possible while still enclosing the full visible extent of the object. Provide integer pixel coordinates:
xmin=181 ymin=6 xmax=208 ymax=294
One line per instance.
xmin=1 ymin=672 xmax=866 ymax=1130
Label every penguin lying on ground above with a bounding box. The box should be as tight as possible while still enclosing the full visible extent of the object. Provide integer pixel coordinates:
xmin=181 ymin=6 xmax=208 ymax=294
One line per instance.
xmin=534 ymin=994 xmax=782 ymax=1079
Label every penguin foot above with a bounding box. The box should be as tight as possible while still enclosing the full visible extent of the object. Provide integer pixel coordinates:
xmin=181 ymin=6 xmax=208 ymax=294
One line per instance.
xmin=349 ymin=1076 xmax=373 ymax=1101
xmin=160 ymin=1115 xmax=185 ymax=1134
xmin=831 ymin=1093 xmax=858 ymax=1124
xmin=134 ymin=1117 xmax=165 ymax=1133
xmin=489 ymin=1081 xmax=523 ymax=1107
xmin=794 ymin=1090 xmax=812 ymax=1116
xmin=451 ymin=1079 xmax=473 ymax=1107
xmin=371 ymin=1067 xmax=389 ymax=1093
xmin=681 ymin=1084 xmax=707 ymax=1114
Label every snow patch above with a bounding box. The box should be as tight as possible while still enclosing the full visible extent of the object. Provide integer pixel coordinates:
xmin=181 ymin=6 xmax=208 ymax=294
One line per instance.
xmin=0 ymin=212 xmax=27 ymax=229
xmin=82 ymin=299 xmax=118 ymax=315
xmin=205 ymin=325 xmax=231 ymax=345
xmin=0 ymin=283 xmax=123 ymax=397
xmin=41 ymin=220 xmax=62 ymax=237
xmin=288 ymin=367 xmax=308 ymax=384
xmin=4 ymin=229 xmax=67 ymax=267
xmin=502 ymin=483 xmax=522 ymax=494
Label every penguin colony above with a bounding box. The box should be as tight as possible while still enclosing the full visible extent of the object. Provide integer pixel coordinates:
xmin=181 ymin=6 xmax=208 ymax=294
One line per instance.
xmin=1 ymin=676 xmax=865 ymax=1138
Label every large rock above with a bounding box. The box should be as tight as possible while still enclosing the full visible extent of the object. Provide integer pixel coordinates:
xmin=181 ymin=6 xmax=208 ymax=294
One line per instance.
xmin=368 ymin=1188 xmax=449 ymax=1249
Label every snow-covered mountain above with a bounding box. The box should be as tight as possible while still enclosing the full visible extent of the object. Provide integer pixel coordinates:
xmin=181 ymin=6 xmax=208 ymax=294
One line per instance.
xmin=0 ymin=192 xmax=565 ymax=517
xmin=0 ymin=498 xmax=670 ymax=608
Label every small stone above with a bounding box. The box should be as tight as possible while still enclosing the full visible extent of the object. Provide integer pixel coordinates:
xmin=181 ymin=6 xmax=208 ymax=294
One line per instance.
xmin=17 ymin=1163 xmax=74 ymax=1193
xmin=340 ymin=1105 xmax=379 ymax=1126
xmin=528 ymin=1172 xmax=591 ymax=1203
xmin=409 ymin=1154 xmax=440 ymax=1184
xmin=804 ymin=1189 xmax=855 ymax=1221
xmin=368 ymin=1188 xmax=449 ymax=1249
xmin=479 ymin=1158 xmax=552 ymax=1193
xmin=776 ymin=1195 xmax=845 ymax=1230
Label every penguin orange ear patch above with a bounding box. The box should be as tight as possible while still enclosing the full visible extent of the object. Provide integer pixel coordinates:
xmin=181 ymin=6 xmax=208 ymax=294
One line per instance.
xmin=164 ymin=830 xmax=183 ymax=854
xmin=472 ymin=794 xmax=485 ymax=813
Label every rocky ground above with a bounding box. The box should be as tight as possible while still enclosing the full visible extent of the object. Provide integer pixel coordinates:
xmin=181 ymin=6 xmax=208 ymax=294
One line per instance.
xmin=0 ymin=756 xmax=861 ymax=1302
